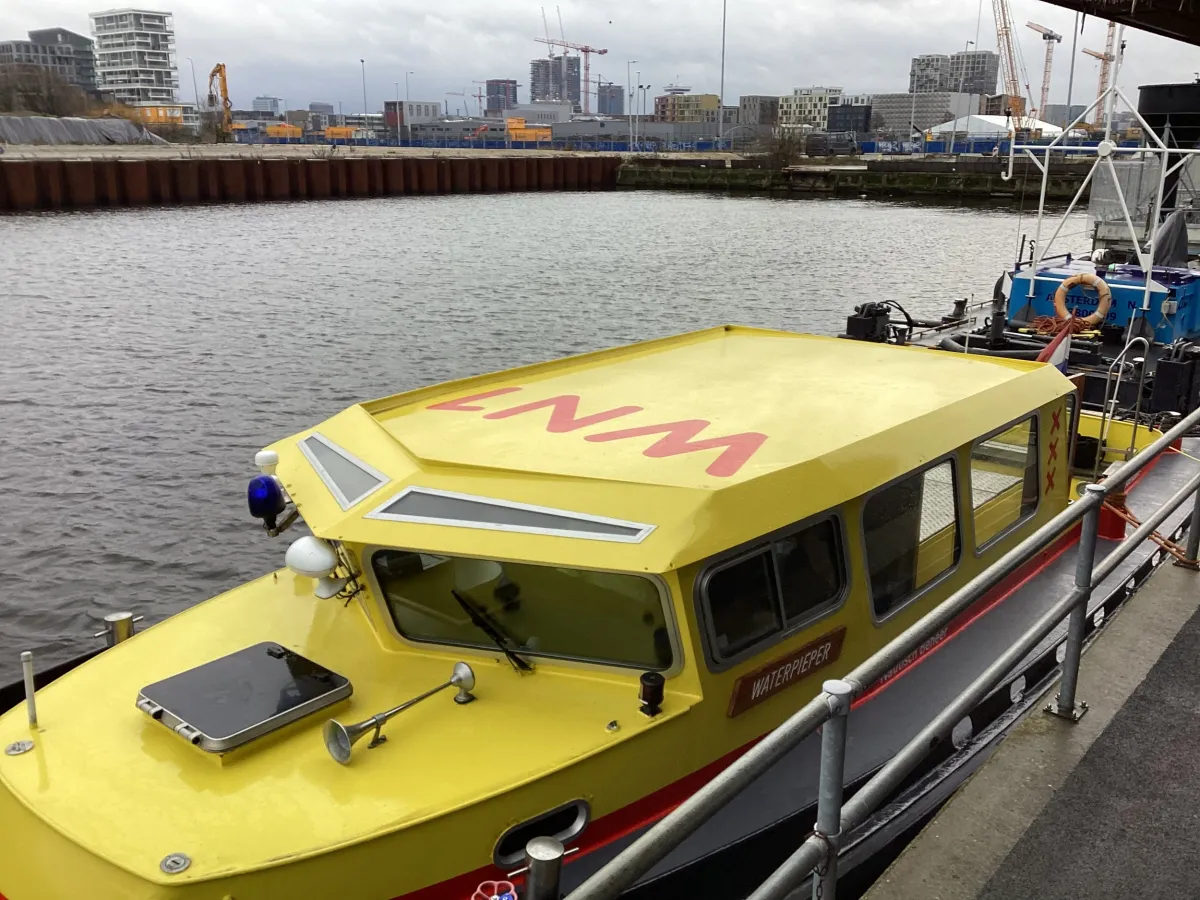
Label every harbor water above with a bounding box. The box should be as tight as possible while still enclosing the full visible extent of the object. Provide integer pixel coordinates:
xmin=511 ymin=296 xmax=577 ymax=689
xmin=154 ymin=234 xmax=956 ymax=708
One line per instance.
xmin=0 ymin=192 xmax=1079 ymax=681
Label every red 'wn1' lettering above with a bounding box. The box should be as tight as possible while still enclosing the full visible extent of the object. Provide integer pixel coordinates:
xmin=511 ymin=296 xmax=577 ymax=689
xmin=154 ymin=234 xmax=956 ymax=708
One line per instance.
xmin=427 ymin=388 xmax=768 ymax=478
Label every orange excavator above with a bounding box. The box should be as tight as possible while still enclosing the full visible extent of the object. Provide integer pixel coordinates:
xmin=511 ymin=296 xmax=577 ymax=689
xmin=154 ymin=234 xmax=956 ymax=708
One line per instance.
xmin=207 ymin=63 xmax=233 ymax=141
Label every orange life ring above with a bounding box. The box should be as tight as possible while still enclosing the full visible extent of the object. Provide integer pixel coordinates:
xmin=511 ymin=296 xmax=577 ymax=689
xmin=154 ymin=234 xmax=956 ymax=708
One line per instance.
xmin=1053 ymin=272 xmax=1112 ymax=326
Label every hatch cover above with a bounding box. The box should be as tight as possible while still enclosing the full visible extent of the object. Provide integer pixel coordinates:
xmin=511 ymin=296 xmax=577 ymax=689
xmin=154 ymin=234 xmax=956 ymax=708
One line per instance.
xmin=135 ymin=642 xmax=352 ymax=752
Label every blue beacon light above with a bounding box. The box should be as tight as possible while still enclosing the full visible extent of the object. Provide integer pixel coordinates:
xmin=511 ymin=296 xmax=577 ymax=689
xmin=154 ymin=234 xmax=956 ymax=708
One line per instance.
xmin=248 ymin=475 xmax=286 ymax=530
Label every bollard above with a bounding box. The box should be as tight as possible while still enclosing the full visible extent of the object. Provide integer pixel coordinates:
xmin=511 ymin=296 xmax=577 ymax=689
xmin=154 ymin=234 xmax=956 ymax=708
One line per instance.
xmin=94 ymin=611 xmax=142 ymax=647
xmin=524 ymin=836 xmax=565 ymax=900
xmin=1048 ymin=483 xmax=1103 ymax=721
xmin=812 ymin=679 xmax=851 ymax=900
xmin=1174 ymin=485 xmax=1200 ymax=570
xmin=21 ymin=651 xmax=37 ymax=728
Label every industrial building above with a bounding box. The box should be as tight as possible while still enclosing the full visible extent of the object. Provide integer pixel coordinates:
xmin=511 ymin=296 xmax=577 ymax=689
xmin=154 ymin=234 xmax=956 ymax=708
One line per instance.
xmin=779 ymin=86 xmax=843 ymax=130
xmin=654 ymin=91 xmax=719 ymax=124
xmin=383 ymin=99 xmax=444 ymax=138
xmin=89 ymin=8 xmax=177 ymax=105
xmin=409 ymin=118 xmax=508 ymax=141
xmin=0 ymin=28 xmax=97 ymax=93
xmin=252 ymin=95 xmax=283 ymax=115
xmin=1041 ymin=102 xmax=1085 ymax=127
xmin=503 ymin=101 xmax=573 ymax=123
xmin=869 ymin=91 xmax=980 ymax=133
xmin=309 ymin=101 xmax=334 ymax=115
xmin=828 ymin=94 xmax=872 ymax=135
xmin=597 ymin=82 xmax=623 ymax=116
xmin=983 ymin=93 xmax=1026 ymax=116
xmin=485 ymin=79 xmax=518 ymax=114
xmin=909 ymin=50 xmax=998 ymax=96
xmin=738 ymin=95 xmax=779 ymax=127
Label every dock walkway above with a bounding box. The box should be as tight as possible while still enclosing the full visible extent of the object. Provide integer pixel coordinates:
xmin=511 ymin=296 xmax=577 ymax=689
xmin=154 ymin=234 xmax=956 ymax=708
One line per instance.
xmin=864 ymin=562 xmax=1200 ymax=900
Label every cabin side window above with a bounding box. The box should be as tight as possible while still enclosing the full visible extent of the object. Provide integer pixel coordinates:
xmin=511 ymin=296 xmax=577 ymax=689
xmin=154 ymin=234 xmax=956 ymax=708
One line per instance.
xmin=703 ymin=517 xmax=846 ymax=662
xmin=970 ymin=416 xmax=1040 ymax=549
xmin=863 ymin=460 xmax=960 ymax=619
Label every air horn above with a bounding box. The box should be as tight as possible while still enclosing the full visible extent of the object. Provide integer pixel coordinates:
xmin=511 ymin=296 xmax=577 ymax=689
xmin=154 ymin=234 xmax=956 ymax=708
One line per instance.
xmin=323 ymin=662 xmax=476 ymax=764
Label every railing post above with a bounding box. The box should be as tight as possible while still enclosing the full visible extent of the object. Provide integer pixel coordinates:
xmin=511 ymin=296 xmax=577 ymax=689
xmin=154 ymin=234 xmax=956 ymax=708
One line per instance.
xmin=524 ymin=837 xmax=564 ymax=900
xmin=1174 ymin=482 xmax=1200 ymax=570
xmin=1048 ymin=483 xmax=1104 ymax=721
xmin=21 ymin=651 xmax=37 ymax=729
xmin=813 ymin=679 xmax=852 ymax=900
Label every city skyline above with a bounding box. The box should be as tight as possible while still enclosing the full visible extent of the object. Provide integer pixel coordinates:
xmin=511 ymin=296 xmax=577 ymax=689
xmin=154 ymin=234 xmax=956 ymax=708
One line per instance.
xmin=2 ymin=0 xmax=1195 ymax=114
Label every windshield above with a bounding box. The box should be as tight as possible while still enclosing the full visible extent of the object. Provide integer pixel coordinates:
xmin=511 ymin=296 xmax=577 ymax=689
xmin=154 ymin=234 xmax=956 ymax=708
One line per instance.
xmin=371 ymin=549 xmax=674 ymax=670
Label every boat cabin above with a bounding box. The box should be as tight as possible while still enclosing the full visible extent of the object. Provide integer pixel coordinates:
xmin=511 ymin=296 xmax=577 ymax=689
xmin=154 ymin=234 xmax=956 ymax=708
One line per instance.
xmin=0 ymin=326 xmax=1078 ymax=900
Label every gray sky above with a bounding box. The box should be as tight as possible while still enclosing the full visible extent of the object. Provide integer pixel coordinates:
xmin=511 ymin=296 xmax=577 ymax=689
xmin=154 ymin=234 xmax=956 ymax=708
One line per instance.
xmin=4 ymin=0 xmax=1198 ymax=114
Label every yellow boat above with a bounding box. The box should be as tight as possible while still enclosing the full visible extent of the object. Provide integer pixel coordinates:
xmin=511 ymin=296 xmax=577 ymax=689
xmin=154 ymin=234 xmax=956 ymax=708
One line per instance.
xmin=0 ymin=324 xmax=1146 ymax=899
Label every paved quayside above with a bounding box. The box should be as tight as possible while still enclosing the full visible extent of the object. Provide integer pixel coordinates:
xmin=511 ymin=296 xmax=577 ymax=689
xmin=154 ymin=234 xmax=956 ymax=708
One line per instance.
xmin=864 ymin=561 xmax=1200 ymax=900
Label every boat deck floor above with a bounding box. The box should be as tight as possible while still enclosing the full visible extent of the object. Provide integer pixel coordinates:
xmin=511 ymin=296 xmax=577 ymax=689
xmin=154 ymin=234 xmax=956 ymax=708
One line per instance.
xmin=863 ymin=557 xmax=1200 ymax=900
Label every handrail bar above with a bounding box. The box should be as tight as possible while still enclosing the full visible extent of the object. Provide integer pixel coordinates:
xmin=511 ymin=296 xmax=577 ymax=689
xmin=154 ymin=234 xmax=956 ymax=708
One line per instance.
xmin=564 ymin=401 xmax=1200 ymax=900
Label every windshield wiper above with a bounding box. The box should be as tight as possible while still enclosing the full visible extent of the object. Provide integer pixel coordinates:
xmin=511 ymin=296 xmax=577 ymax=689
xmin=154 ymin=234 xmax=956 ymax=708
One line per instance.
xmin=450 ymin=589 xmax=534 ymax=673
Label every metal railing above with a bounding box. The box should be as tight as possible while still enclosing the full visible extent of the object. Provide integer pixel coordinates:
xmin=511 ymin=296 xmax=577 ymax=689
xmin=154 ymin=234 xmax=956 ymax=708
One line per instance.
xmin=564 ymin=403 xmax=1200 ymax=900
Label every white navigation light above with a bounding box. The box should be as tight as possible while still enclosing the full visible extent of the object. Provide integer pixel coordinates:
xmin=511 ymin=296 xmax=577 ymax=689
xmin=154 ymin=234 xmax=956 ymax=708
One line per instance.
xmin=255 ymin=449 xmax=280 ymax=475
xmin=285 ymin=536 xmax=347 ymax=598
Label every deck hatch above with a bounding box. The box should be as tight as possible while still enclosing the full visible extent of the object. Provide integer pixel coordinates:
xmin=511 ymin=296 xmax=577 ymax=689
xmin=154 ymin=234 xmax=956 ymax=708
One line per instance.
xmin=365 ymin=486 xmax=655 ymax=543
xmin=298 ymin=433 xmax=389 ymax=509
xmin=135 ymin=642 xmax=352 ymax=753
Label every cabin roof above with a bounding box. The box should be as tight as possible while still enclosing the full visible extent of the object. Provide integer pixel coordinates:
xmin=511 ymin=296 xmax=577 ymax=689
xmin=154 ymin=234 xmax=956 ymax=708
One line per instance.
xmin=268 ymin=326 xmax=1073 ymax=571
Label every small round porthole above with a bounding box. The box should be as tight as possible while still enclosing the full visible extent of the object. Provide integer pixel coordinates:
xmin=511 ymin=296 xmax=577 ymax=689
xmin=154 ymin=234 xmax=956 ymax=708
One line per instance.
xmin=493 ymin=799 xmax=590 ymax=868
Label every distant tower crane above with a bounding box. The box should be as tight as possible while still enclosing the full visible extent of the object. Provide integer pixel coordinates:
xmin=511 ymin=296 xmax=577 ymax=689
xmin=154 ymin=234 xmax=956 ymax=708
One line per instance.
xmin=991 ymin=0 xmax=1025 ymax=121
xmin=1025 ymin=22 xmax=1062 ymax=121
xmin=1083 ymin=20 xmax=1118 ymax=128
xmin=445 ymin=90 xmax=466 ymax=116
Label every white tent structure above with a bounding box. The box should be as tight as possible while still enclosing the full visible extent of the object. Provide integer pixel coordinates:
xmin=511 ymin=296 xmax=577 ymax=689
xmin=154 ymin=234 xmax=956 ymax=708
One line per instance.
xmin=928 ymin=114 xmax=1063 ymax=138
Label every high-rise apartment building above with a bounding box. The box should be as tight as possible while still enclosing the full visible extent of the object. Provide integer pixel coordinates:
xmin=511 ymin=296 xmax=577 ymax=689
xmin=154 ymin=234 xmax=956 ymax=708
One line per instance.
xmin=597 ymin=83 xmax=623 ymax=115
xmin=89 ymin=8 xmax=177 ymax=105
xmin=948 ymin=50 xmax=999 ymax=97
xmin=485 ymin=79 xmax=518 ymax=114
xmin=530 ymin=55 xmax=579 ymax=107
xmin=0 ymin=28 xmax=98 ymax=92
xmin=529 ymin=58 xmax=551 ymax=102
xmin=653 ymin=92 xmax=719 ymax=124
xmin=252 ymin=96 xmax=284 ymax=115
xmin=910 ymin=50 xmax=998 ymax=96
xmin=779 ymin=86 xmax=843 ymax=130
xmin=910 ymin=55 xmax=950 ymax=93
xmin=739 ymin=95 xmax=779 ymax=127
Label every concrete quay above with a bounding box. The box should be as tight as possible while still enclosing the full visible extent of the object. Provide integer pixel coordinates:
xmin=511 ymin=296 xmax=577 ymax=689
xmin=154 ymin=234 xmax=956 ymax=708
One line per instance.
xmin=864 ymin=562 xmax=1200 ymax=900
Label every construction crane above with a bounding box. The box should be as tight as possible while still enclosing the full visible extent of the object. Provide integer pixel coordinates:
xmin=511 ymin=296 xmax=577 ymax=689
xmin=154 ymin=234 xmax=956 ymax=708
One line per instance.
xmin=206 ymin=63 xmax=232 ymax=141
xmin=445 ymin=90 xmax=466 ymax=116
xmin=991 ymin=0 xmax=1025 ymax=121
xmin=533 ymin=37 xmax=608 ymax=114
xmin=1025 ymin=22 xmax=1062 ymax=120
xmin=1083 ymin=20 xmax=1118 ymax=128
xmin=473 ymin=80 xmax=523 ymax=117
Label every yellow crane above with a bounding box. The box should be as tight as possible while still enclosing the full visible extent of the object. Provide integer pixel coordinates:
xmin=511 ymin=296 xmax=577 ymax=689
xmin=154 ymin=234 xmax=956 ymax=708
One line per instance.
xmin=207 ymin=63 xmax=233 ymax=140
xmin=1025 ymin=22 xmax=1062 ymax=121
xmin=991 ymin=0 xmax=1025 ymax=120
xmin=1083 ymin=21 xmax=1118 ymax=129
